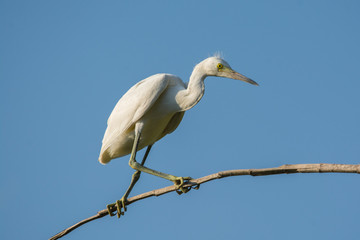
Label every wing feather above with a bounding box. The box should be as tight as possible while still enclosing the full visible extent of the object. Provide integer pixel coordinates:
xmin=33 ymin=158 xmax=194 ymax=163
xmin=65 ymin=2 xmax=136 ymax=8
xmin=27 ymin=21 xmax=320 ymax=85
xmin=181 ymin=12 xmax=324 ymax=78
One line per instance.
xmin=100 ymin=74 xmax=169 ymax=153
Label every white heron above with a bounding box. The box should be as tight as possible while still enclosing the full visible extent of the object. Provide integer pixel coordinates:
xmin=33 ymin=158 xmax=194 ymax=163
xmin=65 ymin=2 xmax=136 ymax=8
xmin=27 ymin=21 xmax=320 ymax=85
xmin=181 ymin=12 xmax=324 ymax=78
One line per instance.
xmin=99 ymin=56 xmax=258 ymax=217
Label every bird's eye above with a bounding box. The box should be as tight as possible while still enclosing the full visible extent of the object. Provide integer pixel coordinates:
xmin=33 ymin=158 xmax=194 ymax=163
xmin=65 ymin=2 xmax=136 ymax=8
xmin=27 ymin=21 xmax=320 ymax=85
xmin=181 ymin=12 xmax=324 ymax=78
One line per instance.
xmin=217 ymin=63 xmax=223 ymax=69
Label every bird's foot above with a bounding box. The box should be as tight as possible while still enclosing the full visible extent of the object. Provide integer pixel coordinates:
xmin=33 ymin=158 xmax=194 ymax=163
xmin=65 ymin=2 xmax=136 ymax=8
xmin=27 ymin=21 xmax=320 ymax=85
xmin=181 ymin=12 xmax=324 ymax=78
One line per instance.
xmin=172 ymin=176 xmax=200 ymax=195
xmin=106 ymin=197 xmax=127 ymax=218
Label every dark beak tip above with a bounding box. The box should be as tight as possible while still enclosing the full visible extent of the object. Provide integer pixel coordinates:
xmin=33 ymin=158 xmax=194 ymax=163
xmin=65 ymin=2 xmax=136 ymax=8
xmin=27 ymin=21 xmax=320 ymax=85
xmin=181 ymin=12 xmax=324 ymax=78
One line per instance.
xmin=249 ymin=79 xmax=259 ymax=86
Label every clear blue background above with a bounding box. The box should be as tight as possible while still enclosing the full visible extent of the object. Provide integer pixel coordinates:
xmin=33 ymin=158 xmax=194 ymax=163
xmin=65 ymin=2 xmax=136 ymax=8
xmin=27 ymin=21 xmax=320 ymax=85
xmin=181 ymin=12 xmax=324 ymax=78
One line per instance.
xmin=1 ymin=1 xmax=359 ymax=239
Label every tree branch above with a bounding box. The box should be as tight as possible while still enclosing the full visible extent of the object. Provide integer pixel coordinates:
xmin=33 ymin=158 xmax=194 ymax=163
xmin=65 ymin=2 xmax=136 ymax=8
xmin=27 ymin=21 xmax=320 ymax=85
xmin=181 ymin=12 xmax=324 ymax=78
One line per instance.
xmin=49 ymin=163 xmax=360 ymax=240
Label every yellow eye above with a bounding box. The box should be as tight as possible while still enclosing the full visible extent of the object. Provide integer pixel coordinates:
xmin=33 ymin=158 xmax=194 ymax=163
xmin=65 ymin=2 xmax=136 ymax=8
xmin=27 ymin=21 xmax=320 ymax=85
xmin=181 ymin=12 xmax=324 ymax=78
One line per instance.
xmin=217 ymin=63 xmax=223 ymax=69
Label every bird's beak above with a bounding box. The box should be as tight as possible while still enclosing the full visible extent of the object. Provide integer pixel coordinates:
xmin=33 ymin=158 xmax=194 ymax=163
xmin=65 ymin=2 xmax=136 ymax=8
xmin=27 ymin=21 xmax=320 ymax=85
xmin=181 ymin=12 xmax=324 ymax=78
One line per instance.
xmin=222 ymin=68 xmax=259 ymax=86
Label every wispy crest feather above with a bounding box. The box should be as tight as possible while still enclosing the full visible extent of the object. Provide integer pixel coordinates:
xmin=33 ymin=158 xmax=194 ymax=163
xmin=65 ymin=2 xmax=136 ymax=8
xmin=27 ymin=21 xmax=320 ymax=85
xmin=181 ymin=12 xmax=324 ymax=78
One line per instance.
xmin=212 ymin=51 xmax=224 ymax=59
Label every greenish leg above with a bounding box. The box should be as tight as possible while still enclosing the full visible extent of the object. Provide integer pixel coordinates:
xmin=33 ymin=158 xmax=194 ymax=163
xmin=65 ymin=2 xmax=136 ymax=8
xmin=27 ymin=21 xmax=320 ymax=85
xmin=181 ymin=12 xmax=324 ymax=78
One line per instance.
xmin=107 ymin=138 xmax=153 ymax=217
xmin=107 ymin=125 xmax=193 ymax=217
xmin=128 ymin=130 xmax=192 ymax=192
xmin=115 ymin=145 xmax=153 ymax=217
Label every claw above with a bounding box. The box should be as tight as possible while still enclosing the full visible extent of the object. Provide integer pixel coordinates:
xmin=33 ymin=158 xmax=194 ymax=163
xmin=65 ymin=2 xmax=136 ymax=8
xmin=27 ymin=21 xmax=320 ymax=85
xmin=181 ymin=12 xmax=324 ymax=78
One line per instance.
xmin=173 ymin=176 xmax=192 ymax=188
xmin=181 ymin=186 xmax=191 ymax=193
xmin=176 ymin=189 xmax=183 ymax=195
xmin=116 ymin=200 xmax=122 ymax=218
xmin=173 ymin=176 xmax=193 ymax=195
xmin=106 ymin=198 xmax=127 ymax=218
xmin=116 ymin=198 xmax=127 ymax=218
xmin=176 ymin=186 xmax=191 ymax=194
xmin=106 ymin=203 xmax=116 ymax=216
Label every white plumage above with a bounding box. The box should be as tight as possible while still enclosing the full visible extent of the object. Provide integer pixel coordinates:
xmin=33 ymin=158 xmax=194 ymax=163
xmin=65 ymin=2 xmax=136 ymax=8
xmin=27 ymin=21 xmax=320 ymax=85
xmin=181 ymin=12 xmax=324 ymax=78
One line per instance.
xmin=99 ymin=57 xmax=257 ymax=164
xmin=99 ymin=74 xmax=185 ymax=164
xmin=99 ymin=56 xmax=258 ymax=217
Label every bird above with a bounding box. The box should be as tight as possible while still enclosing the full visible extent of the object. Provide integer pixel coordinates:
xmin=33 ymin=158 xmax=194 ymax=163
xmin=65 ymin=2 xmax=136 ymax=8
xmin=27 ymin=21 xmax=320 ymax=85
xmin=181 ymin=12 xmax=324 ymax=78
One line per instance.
xmin=99 ymin=56 xmax=258 ymax=217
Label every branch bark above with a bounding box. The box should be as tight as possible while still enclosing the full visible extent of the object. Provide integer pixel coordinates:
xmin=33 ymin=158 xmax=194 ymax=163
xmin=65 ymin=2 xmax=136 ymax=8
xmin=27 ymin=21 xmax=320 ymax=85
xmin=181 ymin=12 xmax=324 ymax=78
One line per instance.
xmin=49 ymin=163 xmax=360 ymax=240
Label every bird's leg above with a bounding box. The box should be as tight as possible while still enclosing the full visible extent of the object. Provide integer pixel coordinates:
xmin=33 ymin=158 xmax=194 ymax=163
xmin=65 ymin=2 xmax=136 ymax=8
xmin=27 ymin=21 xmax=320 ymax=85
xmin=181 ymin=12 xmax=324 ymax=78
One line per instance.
xmin=128 ymin=128 xmax=193 ymax=194
xmin=107 ymin=124 xmax=194 ymax=217
xmin=116 ymin=145 xmax=153 ymax=217
xmin=107 ymin=140 xmax=153 ymax=218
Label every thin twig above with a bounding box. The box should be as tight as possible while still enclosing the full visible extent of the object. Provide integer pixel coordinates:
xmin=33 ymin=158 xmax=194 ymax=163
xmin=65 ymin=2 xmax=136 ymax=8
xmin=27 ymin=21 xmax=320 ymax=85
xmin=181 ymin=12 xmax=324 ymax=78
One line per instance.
xmin=49 ymin=163 xmax=360 ymax=240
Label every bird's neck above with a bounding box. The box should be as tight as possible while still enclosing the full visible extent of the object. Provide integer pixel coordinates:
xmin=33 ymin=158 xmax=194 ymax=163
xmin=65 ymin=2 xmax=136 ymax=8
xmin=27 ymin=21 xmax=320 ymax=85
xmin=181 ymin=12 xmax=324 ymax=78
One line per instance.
xmin=177 ymin=65 xmax=206 ymax=111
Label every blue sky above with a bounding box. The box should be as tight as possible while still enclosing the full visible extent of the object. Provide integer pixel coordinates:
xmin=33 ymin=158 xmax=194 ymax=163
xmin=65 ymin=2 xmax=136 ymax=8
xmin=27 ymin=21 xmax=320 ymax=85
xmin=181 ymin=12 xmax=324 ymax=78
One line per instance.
xmin=1 ymin=0 xmax=360 ymax=239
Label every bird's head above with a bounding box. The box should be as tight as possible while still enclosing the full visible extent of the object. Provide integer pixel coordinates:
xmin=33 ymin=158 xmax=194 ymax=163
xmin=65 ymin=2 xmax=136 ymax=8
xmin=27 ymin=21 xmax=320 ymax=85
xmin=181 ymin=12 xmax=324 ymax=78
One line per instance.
xmin=199 ymin=56 xmax=258 ymax=86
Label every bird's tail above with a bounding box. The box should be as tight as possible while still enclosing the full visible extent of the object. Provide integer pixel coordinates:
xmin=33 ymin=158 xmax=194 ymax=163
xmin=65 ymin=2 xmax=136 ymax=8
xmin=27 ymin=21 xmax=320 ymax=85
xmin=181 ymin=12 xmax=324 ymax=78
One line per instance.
xmin=98 ymin=151 xmax=111 ymax=165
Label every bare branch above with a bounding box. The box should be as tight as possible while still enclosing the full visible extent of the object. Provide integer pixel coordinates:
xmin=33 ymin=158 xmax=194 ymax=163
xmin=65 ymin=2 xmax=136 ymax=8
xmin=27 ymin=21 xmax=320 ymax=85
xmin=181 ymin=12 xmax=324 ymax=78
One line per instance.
xmin=49 ymin=163 xmax=360 ymax=240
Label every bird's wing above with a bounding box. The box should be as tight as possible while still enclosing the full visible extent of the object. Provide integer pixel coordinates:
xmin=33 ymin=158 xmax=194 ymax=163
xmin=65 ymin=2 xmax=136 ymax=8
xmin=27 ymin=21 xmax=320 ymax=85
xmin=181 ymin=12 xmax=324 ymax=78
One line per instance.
xmin=156 ymin=111 xmax=185 ymax=142
xmin=163 ymin=111 xmax=185 ymax=135
xmin=101 ymin=74 xmax=170 ymax=152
